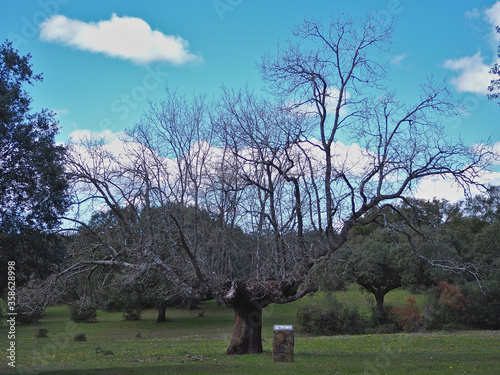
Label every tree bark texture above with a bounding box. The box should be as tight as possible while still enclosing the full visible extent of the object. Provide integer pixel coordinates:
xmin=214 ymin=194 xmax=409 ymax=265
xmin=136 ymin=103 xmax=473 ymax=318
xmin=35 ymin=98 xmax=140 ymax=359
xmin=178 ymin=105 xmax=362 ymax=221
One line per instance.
xmin=375 ymin=293 xmax=385 ymax=314
xmin=227 ymin=302 xmax=263 ymax=354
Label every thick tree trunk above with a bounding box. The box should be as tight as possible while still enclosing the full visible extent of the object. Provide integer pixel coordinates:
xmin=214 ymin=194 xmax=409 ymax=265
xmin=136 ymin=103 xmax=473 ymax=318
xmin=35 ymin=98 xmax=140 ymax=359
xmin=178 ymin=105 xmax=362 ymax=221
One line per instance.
xmin=375 ymin=293 xmax=385 ymax=313
xmin=226 ymin=302 xmax=263 ymax=355
xmin=156 ymin=301 xmax=167 ymax=323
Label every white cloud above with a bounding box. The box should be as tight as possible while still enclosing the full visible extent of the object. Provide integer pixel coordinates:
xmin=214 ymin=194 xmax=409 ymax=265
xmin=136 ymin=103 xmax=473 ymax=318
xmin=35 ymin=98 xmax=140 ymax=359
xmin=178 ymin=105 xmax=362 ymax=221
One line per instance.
xmin=485 ymin=1 xmax=500 ymax=27
xmin=389 ymin=53 xmax=407 ymax=66
xmin=444 ymin=2 xmax=500 ymax=94
xmin=443 ymin=52 xmax=491 ymax=94
xmin=68 ymin=129 xmax=128 ymax=156
xmin=39 ymin=14 xmax=201 ymax=65
xmin=465 ymin=8 xmax=481 ymax=19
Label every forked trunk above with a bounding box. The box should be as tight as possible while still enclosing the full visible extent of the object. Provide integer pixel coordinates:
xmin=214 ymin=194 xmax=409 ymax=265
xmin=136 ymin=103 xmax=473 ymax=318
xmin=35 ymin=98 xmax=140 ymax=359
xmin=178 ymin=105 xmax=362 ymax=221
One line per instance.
xmin=226 ymin=302 xmax=263 ymax=354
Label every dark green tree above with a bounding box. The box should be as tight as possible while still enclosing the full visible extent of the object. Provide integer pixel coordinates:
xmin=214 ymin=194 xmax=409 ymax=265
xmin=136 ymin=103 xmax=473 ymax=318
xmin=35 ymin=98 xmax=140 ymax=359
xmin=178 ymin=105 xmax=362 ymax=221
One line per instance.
xmin=0 ymin=41 xmax=70 ymax=294
xmin=320 ymin=225 xmax=428 ymax=313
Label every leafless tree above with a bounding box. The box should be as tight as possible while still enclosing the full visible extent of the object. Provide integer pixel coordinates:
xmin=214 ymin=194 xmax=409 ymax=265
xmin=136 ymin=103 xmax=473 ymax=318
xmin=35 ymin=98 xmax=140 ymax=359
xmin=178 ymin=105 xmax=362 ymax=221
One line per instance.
xmin=61 ymin=14 xmax=495 ymax=355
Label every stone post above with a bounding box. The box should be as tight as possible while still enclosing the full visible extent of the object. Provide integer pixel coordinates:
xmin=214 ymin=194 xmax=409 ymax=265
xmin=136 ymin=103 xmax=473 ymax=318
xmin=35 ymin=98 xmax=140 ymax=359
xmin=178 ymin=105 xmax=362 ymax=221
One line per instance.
xmin=272 ymin=325 xmax=294 ymax=362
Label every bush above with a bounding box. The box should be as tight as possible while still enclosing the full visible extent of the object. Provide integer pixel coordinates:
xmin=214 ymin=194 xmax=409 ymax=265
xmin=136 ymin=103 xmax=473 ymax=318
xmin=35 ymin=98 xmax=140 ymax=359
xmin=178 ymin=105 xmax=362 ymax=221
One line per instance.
xmin=17 ymin=306 xmax=45 ymax=325
xmin=366 ymin=305 xmax=398 ymax=333
xmin=70 ymin=300 xmax=97 ymax=323
xmin=296 ymin=295 xmax=366 ymax=335
xmin=74 ymin=332 xmax=87 ymax=341
xmin=123 ymin=308 xmax=142 ymax=321
xmin=35 ymin=328 xmax=49 ymax=338
xmin=426 ymin=279 xmax=500 ymax=330
xmin=100 ymin=284 xmax=145 ymax=319
xmin=390 ymin=296 xmax=424 ymax=332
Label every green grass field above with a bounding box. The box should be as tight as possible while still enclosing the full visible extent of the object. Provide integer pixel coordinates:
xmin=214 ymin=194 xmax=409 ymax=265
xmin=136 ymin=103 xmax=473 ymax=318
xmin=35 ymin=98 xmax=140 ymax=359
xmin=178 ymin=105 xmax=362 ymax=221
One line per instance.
xmin=1 ymin=288 xmax=499 ymax=374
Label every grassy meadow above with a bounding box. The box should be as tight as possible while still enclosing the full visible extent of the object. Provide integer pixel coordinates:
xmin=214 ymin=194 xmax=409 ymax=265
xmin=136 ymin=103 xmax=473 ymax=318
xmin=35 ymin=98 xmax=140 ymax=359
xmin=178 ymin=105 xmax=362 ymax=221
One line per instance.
xmin=1 ymin=287 xmax=500 ymax=374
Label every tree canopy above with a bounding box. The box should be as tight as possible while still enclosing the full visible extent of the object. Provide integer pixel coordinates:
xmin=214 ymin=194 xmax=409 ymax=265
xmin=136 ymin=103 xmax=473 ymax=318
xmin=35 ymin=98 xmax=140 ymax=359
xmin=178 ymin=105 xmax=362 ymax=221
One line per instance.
xmin=0 ymin=40 xmax=70 ymax=293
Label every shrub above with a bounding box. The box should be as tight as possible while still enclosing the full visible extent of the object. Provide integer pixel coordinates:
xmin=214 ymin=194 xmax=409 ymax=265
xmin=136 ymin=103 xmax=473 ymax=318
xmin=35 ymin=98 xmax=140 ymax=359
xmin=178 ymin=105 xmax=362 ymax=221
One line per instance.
xmin=427 ymin=279 xmax=500 ymax=330
xmin=437 ymin=281 xmax=468 ymax=310
xmin=297 ymin=295 xmax=366 ymax=335
xmin=123 ymin=308 xmax=142 ymax=321
xmin=70 ymin=300 xmax=97 ymax=323
xmin=35 ymin=328 xmax=49 ymax=338
xmin=17 ymin=306 xmax=45 ymax=325
xmin=366 ymin=305 xmax=398 ymax=333
xmin=390 ymin=296 xmax=424 ymax=332
xmin=74 ymin=333 xmax=87 ymax=341
xmin=101 ymin=284 xmax=145 ymax=319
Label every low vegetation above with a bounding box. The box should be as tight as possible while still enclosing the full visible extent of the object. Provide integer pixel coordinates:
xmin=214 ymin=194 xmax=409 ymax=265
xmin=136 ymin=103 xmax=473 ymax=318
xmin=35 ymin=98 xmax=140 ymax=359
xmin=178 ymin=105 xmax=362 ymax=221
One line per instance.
xmin=1 ymin=288 xmax=499 ymax=374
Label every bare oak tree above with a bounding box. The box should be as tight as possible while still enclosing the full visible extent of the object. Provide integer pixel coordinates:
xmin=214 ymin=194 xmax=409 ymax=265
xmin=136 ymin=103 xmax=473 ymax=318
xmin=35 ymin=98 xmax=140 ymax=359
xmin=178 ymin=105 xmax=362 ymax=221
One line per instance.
xmin=62 ymin=14 xmax=495 ymax=355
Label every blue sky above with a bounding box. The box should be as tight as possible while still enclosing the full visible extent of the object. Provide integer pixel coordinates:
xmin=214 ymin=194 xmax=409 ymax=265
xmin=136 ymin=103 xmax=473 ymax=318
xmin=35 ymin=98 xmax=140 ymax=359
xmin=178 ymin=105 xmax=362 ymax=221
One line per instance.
xmin=2 ymin=0 xmax=500 ymax=200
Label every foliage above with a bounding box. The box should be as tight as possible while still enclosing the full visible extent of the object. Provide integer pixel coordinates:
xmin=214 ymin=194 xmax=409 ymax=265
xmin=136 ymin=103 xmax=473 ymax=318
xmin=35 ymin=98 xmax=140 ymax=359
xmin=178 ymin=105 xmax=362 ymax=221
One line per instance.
xmin=390 ymin=297 xmax=424 ymax=332
xmin=69 ymin=299 xmax=97 ymax=323
xmin=34 ymin=328 xmax=48 ymax=338
xmin=366 ymin=304 xmax=399 ymax=334
xmin=123 ymin=309 xmax=142 ymax=321
xmin=296 ymin=295 xmax=366 ymax=335
xmin=437 ymin=281 xmax=468 ymax=310
xmin=461 ymin=278 xmax=500 ymax=330
xmin=108 ymin=283 xmax=144 ymax=321
xmin=17 ymin=303 xmax=46 ymax=325
xmin=0 ymin=40 xmax=69 ymax=296
xmin=316 ymin=218 xmax=433 ymax=313
xmin=426 ymin=278 xmax=500 ymax=330
xmin=74 ymin=332 xmax=87 ymax=341
xmin=95 ymin=347 xmax=114 ymax=357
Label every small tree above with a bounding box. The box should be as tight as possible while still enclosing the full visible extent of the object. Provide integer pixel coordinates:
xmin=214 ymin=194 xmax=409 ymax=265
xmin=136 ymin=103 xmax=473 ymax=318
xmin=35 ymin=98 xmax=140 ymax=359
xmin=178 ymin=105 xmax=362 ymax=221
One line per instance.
xmin=332 ymin=227 xmax=424 ymax=313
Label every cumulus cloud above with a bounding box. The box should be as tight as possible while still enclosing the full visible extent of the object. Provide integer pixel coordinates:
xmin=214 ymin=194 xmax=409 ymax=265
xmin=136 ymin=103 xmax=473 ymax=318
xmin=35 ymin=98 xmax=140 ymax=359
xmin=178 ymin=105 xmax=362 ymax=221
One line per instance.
xmin=444 ymin=2 xmax=500 ymax=94
xmin=443 ymin=52 xmax=491 ymax=94
xmin=39 ymin=13 xmax=201 ymax=65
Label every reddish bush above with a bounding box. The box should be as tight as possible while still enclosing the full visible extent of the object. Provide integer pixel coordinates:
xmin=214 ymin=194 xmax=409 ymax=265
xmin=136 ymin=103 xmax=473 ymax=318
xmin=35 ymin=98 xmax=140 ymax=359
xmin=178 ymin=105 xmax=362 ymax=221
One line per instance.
xmin=390 ymin=297 xmax=423 ymax=331
xmin=437 ymin=281 xmax=468 ymax=310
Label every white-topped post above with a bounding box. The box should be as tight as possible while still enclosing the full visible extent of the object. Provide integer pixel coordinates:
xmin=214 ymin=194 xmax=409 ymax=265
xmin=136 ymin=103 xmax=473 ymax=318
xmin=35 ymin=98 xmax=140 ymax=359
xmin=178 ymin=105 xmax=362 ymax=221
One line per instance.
xmin=272 ymin=325 xmax=294 ymax=362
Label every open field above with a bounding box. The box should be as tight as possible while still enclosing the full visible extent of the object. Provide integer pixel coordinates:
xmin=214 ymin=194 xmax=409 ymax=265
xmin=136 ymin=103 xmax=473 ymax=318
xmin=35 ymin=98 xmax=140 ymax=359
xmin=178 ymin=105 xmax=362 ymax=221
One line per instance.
xmin=1 ymin=289 xmax=499 ymax=374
